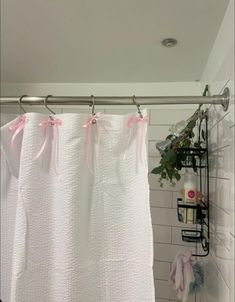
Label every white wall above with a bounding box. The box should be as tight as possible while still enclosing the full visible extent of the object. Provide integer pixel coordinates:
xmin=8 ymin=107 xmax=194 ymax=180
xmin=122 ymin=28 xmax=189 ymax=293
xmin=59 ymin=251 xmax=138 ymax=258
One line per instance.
xmin=198 ymin=0 xmax=234 ymax=301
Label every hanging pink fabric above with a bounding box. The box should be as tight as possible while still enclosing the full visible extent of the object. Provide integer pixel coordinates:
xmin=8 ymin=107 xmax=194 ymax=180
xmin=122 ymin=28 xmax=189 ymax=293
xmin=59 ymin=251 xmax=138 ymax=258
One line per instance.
xmin=169 ymin=250 xmax=195 ymax=302
xmin=83 ymin=112 xmax=101 ymax=173
xmin=34 ymin=117 xmax=62 ymax=175
xmin=124 ymin=115 xmax=148 ymax=163
xmin=8 ymin=115 xmax=27 ymax=149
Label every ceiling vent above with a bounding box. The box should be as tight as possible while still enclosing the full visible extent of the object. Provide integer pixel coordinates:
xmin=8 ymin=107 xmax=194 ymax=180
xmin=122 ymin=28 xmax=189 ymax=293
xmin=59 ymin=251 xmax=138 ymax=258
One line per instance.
xmin=161 ymin=38 xmax=178 ymax=47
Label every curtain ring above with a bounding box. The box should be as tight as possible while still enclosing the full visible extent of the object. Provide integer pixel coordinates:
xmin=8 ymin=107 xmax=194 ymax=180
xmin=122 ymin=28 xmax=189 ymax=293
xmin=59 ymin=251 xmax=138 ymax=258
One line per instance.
xmin=18 ymin=95 xmax=27 ymax=113
xmin=132 ymin=95 xmax=143 ymax=118
xmin=44 ymin=95 xmax=56 ymax=116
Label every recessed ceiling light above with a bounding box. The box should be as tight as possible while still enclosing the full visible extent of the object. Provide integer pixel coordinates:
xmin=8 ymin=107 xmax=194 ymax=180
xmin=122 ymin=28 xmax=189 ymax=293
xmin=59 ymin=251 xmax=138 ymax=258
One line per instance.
xmin=161 ymin=38 xmax=178 ymax=47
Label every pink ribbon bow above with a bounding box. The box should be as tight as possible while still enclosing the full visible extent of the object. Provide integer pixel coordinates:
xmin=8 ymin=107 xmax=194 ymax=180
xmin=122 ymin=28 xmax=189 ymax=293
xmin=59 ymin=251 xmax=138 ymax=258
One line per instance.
xmin=83 ymin=112 xmax=101 ymax=173
xmin=124 ymin=115 xmax=149 ymax=163
xmin=34 ymin=117 xmax=62 ymax=175
xmin=9 ymin=115 xmax=27 ymax=149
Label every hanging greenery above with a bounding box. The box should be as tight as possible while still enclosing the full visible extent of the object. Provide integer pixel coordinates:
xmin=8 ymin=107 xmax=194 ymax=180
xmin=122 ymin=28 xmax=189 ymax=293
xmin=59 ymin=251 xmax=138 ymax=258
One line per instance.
xmin=151 ymin=107 xmax=205 ymax=187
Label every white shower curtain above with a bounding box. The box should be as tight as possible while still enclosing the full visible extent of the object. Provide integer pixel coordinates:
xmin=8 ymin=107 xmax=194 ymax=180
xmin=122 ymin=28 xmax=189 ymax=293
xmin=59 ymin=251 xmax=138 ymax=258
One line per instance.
xmin=1 ymin=110 xmax=155 ymax=302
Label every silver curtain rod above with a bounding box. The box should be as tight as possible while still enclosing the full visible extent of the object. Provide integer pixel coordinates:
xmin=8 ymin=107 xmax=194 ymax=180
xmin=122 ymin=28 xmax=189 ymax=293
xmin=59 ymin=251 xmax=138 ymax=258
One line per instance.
xmin=0 ymin=87 xmax=230 ymax=111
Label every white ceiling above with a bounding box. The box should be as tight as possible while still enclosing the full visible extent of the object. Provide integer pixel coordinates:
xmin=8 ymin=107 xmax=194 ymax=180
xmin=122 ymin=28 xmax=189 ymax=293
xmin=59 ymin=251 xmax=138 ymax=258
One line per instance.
xmin=1 ymin=0 xmax=229 ymax=83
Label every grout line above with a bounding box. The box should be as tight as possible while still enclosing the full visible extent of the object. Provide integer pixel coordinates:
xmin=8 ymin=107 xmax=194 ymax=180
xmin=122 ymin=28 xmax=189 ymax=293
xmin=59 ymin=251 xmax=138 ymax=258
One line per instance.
xmin=154 ymin=259 xmax=172 ymax=264
xmin=152 ymin=223 xmax=174 ymax=227
xmin=201 ymin=174 xmax=230 ymax=181
xmin=172 ymin=225 xmax=198 ymax=230
xmin=149 ymin=123 xmax=174 ymax=126
xmin=209 ymin=200 xmax=232 ymax=215
xmin=229 ymin=123 xmax=235 ymax=129
xmin=150 ymin=205 xmax=173 ymax=209
xmin=171 ymin=226 xmax=173 ymax=245
xmin=149 ymin=139 xmax=162 ymax=142
xmin=152 ymin=222 xmax=200 ymax=228
xmin=154 ymin=242 xmax=196 ymax=248
xmin=154 ymin=259 xmax=171 ymax=263
xmin=150 ymin=189 xmax=181 ymax=193
xmin=154 ymin=241 xmax=172 ymax=245
xmin=154 ymin=278 xmax=170 ymax=282
xmin=209 ymin=251 xmax=231 ymax=289
xmin=149 ymin=188 xmax=182 ymax=192
xmin=209 ymin=144 xmax=231 ymax=153
xmin=208 ymin=110 xmax=230 ymax=131
xmin=229 ymin=232 xmax=235 ymax=238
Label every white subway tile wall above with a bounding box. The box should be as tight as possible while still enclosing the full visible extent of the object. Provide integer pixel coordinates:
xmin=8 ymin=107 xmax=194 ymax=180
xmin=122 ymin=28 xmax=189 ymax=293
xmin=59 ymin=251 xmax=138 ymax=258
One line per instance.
xmin=196 ymin=99 xmax=234 ymax=302
xmin=198 ymin=0 xmax=234 ymax=300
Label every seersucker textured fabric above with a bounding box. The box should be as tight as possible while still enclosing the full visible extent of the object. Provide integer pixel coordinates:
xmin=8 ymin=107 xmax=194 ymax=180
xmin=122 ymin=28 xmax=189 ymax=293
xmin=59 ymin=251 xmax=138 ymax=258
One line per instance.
xmin=1 ymin=110 xmax=155 ymax=302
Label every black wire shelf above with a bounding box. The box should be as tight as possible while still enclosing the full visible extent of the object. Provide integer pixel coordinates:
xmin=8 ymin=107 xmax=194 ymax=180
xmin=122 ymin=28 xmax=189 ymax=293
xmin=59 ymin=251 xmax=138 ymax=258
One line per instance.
xmin=175 ymin=147 xmax=208 ymax=169
xmin=182 ymin=230 xmax=202 ymax=243
xmin=175 ymin=110 xmax=210 ymax=257
xmin=177 ymin=198 xmax=207 ymax=224
xmin=175 ymin=147 xmax=207 ymax=156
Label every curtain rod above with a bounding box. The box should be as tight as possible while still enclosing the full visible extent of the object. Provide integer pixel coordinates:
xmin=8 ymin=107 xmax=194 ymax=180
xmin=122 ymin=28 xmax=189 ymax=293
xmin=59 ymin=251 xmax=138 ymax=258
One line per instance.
xmin=0 ymin=87 xmax=230 ymax=111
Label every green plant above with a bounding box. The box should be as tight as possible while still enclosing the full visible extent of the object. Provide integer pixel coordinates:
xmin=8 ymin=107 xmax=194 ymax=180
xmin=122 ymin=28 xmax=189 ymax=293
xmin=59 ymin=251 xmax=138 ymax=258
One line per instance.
xmin=151 ymin=107 xmax=205 ymax=187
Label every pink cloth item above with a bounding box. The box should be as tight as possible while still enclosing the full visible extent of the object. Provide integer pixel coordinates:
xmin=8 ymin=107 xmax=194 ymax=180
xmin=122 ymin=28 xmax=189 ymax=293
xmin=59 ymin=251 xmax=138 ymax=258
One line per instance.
xmin=169 ymin=250 xmax=195 ymax=302
xmin=83 ymin=112 xmax=101 ymax=173
xmin=33 ymin=117 xmax=62 ymax=175
xmin=8 ymin=115 xmax=27 ymax=149
xmin=123 ymin=115 xmax=148 ymax=164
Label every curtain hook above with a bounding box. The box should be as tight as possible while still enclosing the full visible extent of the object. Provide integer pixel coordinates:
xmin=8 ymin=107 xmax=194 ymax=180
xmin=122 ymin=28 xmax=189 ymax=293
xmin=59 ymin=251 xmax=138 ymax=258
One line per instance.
xmin=91 ymin=95 xmax=95 ymax=115
xmin=18 ymin=95 xmax=27 ymax=113
xmin=44 ymin=95 xmax=56 ymax=117
xmin=91 ymin=95 xmax=97 ymax=124
xmin=132 ymin=95 xmax=143 ymax=118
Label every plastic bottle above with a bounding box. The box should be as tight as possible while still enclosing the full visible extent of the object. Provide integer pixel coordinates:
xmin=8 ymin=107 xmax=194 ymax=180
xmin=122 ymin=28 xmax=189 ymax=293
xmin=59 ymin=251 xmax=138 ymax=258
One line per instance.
xmin=183 ymin=169 xmax=197 ymax=223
